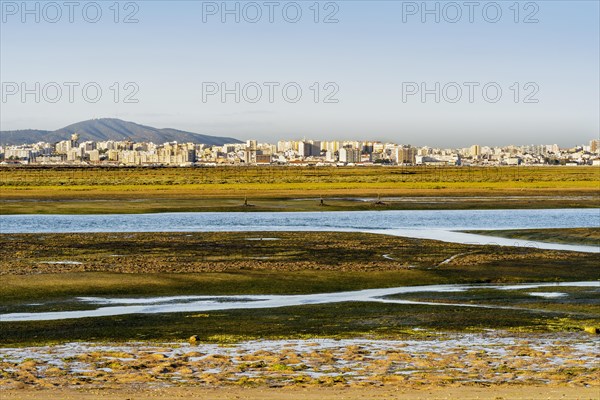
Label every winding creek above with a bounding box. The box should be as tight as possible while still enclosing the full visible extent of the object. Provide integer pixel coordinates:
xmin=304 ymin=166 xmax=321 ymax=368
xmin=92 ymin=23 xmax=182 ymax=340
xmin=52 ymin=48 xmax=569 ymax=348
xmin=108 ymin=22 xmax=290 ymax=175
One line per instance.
xmin=2 ymin=281 xmax=598 ymax=322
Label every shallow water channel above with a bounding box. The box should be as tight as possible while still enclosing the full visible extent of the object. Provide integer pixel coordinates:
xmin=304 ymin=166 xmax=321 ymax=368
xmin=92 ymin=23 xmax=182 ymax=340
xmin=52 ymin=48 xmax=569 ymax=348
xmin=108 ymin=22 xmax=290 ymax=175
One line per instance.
xmin=2 ymin=281 xmax=597 ymax=322
xmin=2 ymin=209 xmax=598 ymax=252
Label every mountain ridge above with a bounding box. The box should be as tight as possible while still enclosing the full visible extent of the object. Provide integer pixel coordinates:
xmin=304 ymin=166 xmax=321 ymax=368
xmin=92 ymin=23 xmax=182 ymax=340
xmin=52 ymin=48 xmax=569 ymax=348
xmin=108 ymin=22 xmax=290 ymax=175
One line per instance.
xmin=0 ymin=118 xmax=242 ymax=146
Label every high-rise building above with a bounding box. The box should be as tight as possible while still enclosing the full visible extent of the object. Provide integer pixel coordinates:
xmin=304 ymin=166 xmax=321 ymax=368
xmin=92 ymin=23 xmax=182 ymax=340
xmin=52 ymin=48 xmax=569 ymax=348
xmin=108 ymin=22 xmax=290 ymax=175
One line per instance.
xmin=298 ymin=141 xmax=310 ymax=158
xmin=339 ymin=146 xmax=361 ymax=163
xmin=88 ymin=150 xmax=100 ymax=162
xmin=244 ymin=149 xmax=256 ymax=164
xmin=393 ymin=146 xmax=417 ymax=164
xmin=70 ymin=133 xmax=80 ymax=148
xmin=311 ymin=141 xmax=322 ymax=157
xmin=246 ymin=140 xmax=257 ymax=150
xmin=55 ymin=140 xmax=72 ymax=154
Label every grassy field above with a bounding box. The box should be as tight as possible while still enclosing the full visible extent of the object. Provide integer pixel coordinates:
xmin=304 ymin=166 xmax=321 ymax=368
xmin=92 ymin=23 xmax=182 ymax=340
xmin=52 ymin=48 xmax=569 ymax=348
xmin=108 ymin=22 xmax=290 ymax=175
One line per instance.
xmin=1 ymin=165 xmax=598 ymax=213
xmin=1 ymin=231 xmax=598 ymax=346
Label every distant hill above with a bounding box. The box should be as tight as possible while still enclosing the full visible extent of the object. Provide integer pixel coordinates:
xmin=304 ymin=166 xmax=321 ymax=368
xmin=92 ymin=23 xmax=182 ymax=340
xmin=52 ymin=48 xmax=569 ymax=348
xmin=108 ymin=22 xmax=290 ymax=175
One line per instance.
xmin=0 ymin=129 xmax=52 ymax=145
xmin=0 ymin=118 xmax=242 ymax=146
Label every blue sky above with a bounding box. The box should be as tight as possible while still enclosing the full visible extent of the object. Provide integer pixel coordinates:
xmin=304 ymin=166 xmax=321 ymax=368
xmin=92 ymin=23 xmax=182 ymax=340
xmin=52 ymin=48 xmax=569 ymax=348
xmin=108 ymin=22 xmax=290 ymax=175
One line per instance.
xmin=1 ymin=0 xmax=598 ymax=147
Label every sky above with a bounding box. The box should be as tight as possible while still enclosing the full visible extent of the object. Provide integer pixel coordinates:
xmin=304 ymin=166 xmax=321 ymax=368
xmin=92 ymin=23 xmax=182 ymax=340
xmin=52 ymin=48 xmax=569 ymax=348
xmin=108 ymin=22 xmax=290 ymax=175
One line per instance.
xmin=1 ymin=0 xmax=599 ymax=147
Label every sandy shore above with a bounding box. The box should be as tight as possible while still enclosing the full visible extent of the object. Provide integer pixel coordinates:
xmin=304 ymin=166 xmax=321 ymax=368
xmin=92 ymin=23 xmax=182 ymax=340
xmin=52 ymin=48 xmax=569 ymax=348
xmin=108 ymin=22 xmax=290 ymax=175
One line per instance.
xmin=3 ymin=386 xmax=599 ymax=400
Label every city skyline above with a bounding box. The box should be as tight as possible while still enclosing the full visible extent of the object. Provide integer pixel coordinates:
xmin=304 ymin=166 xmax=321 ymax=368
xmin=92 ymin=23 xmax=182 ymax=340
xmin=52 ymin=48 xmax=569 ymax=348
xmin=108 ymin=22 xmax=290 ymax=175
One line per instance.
xmin=4 ymin=130 xmax=598 ymax=167
xmin=1 ymin=116 xmax=598 ymax=149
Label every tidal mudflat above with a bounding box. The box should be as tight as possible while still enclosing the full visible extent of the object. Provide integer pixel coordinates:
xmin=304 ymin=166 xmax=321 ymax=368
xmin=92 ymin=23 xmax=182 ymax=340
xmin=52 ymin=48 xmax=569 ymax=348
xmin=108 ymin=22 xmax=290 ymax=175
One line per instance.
xmin=1 ymin=222 xmax=598 ymax=397
xmin=1 ymin=230 xmax=598 ymax=345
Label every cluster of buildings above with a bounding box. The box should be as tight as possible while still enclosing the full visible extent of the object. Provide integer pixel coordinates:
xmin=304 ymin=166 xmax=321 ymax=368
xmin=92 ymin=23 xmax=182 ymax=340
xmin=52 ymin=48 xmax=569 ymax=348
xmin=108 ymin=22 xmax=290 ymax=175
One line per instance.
xmin=1 ymin=134 xmax=599 ymax=167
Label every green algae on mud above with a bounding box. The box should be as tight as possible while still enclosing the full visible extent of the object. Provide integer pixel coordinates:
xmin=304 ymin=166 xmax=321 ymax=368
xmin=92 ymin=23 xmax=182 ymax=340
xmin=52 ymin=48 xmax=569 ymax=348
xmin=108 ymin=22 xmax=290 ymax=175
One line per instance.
xmin=385 ymin=286 xmax=600 ymax=318
xmin=2 ymin=230 xmax=599 ymax=279
xmin=1 ymin=301 xmax=598 ymax=347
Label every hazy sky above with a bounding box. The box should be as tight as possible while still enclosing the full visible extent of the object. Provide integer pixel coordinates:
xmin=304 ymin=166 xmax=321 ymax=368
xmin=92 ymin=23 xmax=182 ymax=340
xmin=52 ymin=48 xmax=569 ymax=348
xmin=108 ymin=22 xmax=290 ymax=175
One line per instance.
xmin=1 ymin=0 xmax=598 ymax=147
